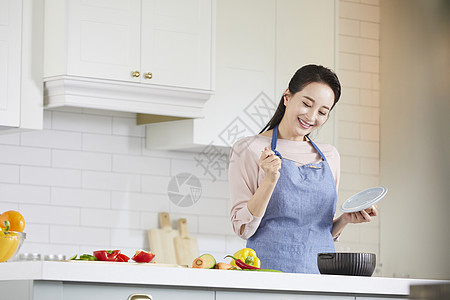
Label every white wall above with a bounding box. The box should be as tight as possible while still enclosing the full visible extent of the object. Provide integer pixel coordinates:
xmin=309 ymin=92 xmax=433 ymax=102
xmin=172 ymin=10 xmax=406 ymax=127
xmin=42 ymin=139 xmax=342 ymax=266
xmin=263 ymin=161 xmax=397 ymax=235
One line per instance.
xmin=379 ymin=0 xmax=450 ymax=280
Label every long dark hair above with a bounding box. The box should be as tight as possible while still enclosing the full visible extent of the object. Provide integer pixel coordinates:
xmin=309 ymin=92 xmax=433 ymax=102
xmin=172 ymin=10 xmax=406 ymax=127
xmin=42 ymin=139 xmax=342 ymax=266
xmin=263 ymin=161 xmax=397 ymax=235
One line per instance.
xmin=260 ymin=64 xmax=341 ymax=134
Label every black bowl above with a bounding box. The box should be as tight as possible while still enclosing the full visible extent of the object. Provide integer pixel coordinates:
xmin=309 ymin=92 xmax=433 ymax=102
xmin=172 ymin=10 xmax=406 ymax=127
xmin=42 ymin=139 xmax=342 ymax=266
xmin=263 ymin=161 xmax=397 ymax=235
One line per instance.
xmin=317 ymin=252 xmax=376 ymax=276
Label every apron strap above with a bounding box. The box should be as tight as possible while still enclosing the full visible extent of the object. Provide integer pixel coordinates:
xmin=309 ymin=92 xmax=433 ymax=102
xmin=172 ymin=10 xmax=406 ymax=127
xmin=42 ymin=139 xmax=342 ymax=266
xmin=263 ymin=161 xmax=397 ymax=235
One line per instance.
xmin=271 ymin=124 xmax=327 ymax=162
xmin=306 ymin=135 xmax=327 ymax=162
xmin=270 ymin=125 xmax=282 ymax=158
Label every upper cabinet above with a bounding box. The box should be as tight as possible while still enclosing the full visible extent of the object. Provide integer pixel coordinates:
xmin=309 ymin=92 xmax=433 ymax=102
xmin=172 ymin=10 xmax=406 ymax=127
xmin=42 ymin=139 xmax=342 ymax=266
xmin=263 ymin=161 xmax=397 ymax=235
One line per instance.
xmin=44 ymin=0 xmax=215 ymax=118
xmin=0 ymin=0 xmax=43 ymax=132
xmin=144 ymin=0 xmax=337 ymax=150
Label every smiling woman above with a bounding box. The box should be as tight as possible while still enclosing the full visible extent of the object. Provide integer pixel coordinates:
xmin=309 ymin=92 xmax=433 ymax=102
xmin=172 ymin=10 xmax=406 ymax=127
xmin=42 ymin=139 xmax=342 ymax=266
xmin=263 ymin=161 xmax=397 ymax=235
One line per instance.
xmin=228 ymin=65 xmax=378 ymax=274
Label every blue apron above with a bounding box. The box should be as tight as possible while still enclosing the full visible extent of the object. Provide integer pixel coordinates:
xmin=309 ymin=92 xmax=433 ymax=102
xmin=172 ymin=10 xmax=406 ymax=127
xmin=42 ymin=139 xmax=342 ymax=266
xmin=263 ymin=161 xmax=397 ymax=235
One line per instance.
xmin=246 ymin=124 xmax=337 ymax=273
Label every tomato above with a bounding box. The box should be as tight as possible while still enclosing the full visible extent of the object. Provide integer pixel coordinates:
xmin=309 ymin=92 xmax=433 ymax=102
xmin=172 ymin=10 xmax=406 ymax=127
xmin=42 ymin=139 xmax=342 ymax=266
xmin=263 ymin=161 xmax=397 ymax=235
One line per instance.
xmin=0 ymin=211 xmax=25 ymax=232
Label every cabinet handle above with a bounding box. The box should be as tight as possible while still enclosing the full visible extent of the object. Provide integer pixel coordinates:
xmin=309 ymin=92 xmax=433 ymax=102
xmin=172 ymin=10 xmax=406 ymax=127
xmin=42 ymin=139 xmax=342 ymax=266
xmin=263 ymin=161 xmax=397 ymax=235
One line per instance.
xmin=127 ymin=294 xmax=152 ymax=300
xmin=131 ymin=71 xmax=141 ymax=78
xmin=144 ymin=72 xmax=153 ymax=79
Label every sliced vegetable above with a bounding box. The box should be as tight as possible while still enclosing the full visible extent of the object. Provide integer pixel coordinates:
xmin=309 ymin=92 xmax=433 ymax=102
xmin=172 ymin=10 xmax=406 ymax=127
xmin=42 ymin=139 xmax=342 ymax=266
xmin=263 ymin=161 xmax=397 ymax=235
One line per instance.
xmin=215 ymin=262 xmax=235 ymax=270
xmin=192 ymin=257 xmax=205 ymax=268
xmin=131 ymin=250 xmax=155 ymax=263
xmin=225 ymin=255 xmax=260 ymax=270
xmin=199 ymin=253 xmax=216 ymax=269
xmin=93 ymin=250 xmax=121 ymax=261
xmin=115 ymin=253 xmax=130 ymax=262
xmin=80 ymin=254 xmax=98 ymax=261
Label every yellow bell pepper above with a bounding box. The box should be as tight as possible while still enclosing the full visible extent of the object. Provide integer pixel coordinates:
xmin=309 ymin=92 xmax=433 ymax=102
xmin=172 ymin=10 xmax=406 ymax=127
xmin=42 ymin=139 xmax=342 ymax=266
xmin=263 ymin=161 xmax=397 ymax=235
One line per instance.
xmin=230 ymin=248 xmax=261 ymax=268
xmin=0 ymin=221 xmax=19 ymax=262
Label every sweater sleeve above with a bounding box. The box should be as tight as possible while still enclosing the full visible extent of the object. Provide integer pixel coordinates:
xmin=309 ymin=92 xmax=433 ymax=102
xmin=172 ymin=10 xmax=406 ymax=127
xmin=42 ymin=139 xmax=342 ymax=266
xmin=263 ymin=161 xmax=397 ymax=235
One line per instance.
xmin=228 ymin=138 xmax=263 ymax=240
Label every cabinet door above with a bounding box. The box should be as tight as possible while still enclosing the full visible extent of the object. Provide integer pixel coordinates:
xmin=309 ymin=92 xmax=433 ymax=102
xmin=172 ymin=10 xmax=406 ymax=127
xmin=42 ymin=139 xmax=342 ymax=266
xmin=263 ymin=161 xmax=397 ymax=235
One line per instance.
xmin=140 ymin=0 xmax=213 ymax=90
xmin=0 ymin=0 xmax=21 ymax=127
xmin=65 ymin=0 xmax=141 ymax=82
xmin=61 ymin=282 xmax=214 ymax=300
xmin=216 ymin=290 xmax=355 ymax=300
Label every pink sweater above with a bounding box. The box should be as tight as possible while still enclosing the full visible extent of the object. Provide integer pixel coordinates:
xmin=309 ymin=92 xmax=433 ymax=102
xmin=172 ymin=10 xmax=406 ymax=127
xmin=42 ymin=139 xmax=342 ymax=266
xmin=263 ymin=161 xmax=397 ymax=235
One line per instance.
xmin=229 ymin=135 xmax=340 ymax=239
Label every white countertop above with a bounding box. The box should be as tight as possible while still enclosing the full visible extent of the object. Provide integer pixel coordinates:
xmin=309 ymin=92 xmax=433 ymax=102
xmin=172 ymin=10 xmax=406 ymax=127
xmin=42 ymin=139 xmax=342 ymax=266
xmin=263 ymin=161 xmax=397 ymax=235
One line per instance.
xmin=0 ymin=261 xmax=447 ymax=296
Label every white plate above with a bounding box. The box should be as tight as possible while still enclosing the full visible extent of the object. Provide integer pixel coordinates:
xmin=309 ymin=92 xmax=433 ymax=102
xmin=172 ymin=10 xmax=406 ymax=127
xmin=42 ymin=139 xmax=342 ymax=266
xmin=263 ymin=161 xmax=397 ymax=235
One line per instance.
xmin=340 ymin=186 xmax=388 ymax=213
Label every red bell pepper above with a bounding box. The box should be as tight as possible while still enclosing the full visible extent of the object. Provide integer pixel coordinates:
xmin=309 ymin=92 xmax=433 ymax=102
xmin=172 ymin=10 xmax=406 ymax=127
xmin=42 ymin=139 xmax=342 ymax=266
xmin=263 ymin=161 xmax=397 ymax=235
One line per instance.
xmin=115 ymin=253 xmax=130 ymax=262
xmin=93 ymin=250 xmax=121 ymax=261
xmin=131 ymin=250 xmax=155 ymax=263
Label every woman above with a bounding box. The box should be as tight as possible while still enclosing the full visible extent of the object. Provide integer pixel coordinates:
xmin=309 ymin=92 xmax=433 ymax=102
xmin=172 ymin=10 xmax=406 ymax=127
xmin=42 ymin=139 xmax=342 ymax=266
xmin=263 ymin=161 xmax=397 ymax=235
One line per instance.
xmin=229 ymin=64 xmax=377 ymax=273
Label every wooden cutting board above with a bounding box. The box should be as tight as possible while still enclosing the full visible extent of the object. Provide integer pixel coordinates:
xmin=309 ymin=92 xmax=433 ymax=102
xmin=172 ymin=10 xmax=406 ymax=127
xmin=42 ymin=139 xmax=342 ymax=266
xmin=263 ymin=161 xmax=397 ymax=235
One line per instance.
xmin=174 ymin=218 xmax=199 ymax=266
xmin=148 ymin=212 xmax=177 ymax=264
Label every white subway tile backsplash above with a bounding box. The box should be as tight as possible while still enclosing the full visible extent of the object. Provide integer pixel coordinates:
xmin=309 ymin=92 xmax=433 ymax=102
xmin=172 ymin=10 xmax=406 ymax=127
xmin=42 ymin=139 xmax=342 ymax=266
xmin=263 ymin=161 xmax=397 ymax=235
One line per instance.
xmin=198 ymin=216 xmax=234 ymax=235
xmin=339 ymin=53 xmax=360 ymax=71
xmin=340 ymin=173 xmax=379 ymax=191
xmin=21 ymin=166 xmax=82 ymax=187
xmin=225 ymin=235 xmax=247 ymax=254
xmin=52 ymin=150 xmax=112 ymax=171
xmin=340 ymin=155 xmax=360 ymax=173
xmin=21 ymin=130 xmax=82 ymax=150
xmin=139 ymin=212 xmax=159 ymax=230
xmin=0 ymin=183 xmax=50 ymax=204
xmin=339 ymin=87 xmax=360 ymax=105
xmin=0 ymin=132 xmax=20 ymax=145
xmin=360 ymin=123 xmax=380 ymax=141
xmin=83 ymin=133 xmax=142 ymax=155
xmin=24 ymin=223 xmax=50 ymax=243
xmin=81 ymin=208 xmax=140 ymax=229
xmin=339 ymin=18 xmax=360 ymax=37
xmin=51 ymin=187 xmax=111 ymax=208
xmin=360 ymin=21 xmax=379 ymax=39
xmin=0 ymin=164 xmax=20 ymax=183
xmin=0 ymin=145 xmax=51 ymax=166
xmin=112 ymin=192 xmax=170 ymax=212
xmin=339 ymin=36 xmax=379 ymax=56
xmin=339 ymin=139 xmax=379 ymax=158
xmin=82 ymin=170 xmax=141 ymax=192
xmin=338 ymin=104 xmax=380 ymax=124
xmin=50 ymin=225 xmax=110 ymax=246
xmin=340 ymin=1 xmax=380 ymax=23
xmin=360 ymin=157 xmax=379 ymax=175
xmin=113 ymin=117 xmax=145 ymax=137
xmin=141 ymin=175 xmax=170 ymax=194
xmin=169 ymin=197 xmax=228 ymax=218
xmin=113 ymin=155 xmax=170 ymax=176
xmin=200 ymin=179 xmax=230 ymax=199
xmin=338 ymin=121 xmax=360 ymax=139
xmin=361 ymin=55 xmax=379 ymax=73
xmin=110 ymin=228 xmax=147 ymax=249
xmin=20 ymin=204 xmax=80 ymax=225
xmin=339 ymin=70 xmax=372 ymax=89
xmin=360 ymin=89 xmax=380 ymax=107
xmin=196 ymin=234 xmax=227 ymax=253
xmin=52 ymin=111 xmax=112 ymax=134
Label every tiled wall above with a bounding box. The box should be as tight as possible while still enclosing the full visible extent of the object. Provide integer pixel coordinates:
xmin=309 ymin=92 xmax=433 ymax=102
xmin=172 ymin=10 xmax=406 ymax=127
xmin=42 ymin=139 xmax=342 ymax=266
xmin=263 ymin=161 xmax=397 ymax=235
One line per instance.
xmin=335 ymin=0 xmax=381 ymax=266
xmin=0 ymin=0 xmax=380 ymax=269
xmin=0 ymin=108 xmax=241 ymax=260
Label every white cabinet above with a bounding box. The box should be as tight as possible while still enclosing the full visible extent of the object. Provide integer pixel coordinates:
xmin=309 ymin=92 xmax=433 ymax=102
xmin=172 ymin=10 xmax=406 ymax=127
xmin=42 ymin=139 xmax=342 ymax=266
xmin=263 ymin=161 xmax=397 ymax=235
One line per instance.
xmin=0 ymin=0 xmax=43 ymax=131
xmin=43 ymin=0 xmax=215 ymax=118
xmin=216 ymin=291 xmax=354 ymax=300
xmin=145 ymin=0 xmax=337 ymax=151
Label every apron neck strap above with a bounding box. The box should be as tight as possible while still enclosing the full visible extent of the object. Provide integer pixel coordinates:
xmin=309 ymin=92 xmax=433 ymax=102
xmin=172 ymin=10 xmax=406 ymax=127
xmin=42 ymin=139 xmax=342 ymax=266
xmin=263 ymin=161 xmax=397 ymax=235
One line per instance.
xmin=271 ymin=124 xmax=327 ymax=161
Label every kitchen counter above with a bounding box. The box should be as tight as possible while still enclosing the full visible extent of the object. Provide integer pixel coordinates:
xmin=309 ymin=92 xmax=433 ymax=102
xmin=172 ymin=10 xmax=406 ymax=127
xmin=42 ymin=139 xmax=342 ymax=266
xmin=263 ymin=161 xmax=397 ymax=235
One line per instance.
xmin=0 ymin=261 xmax=448 ymax=299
